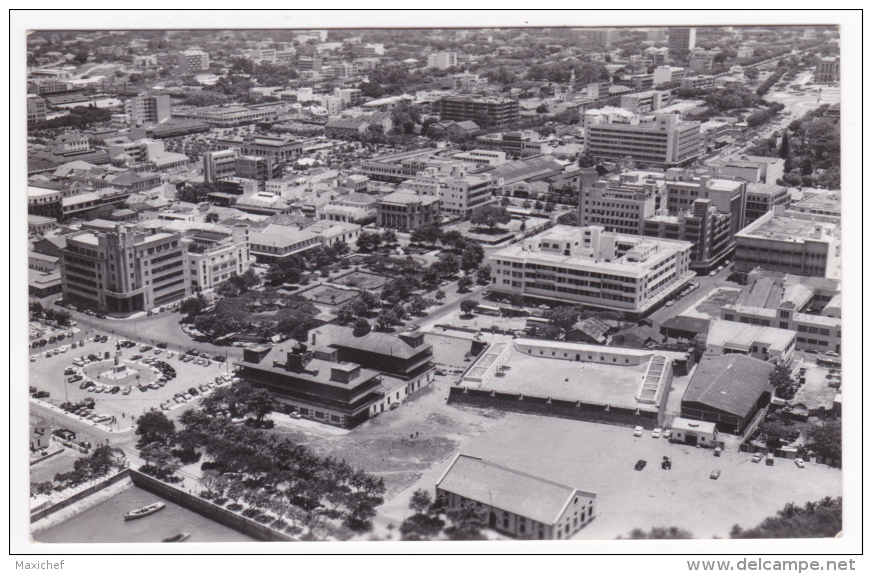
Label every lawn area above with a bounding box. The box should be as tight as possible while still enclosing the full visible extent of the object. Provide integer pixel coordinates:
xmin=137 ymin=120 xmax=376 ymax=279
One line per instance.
xmin=332 ymin=270 xmax=393 ymax=291
xmin=298 ymin=284 xmax=360 ymax=307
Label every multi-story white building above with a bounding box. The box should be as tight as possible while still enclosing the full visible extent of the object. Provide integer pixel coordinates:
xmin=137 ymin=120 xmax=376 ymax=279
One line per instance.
xmin=27 ymin=94 xmax=47 ymax=123
xmin=427 ymin=51 xmax=458 ymax=70
xmin=203 ymin=149 xmax=240 ymax=184
xmin=400 ymin=165 xmax=497 ymax=219
xmin=734 ymin=208 xmax=841 ymax=279
xmin=178 ymin=50 xmax=210 ymax=74
xmin=183 ymin=225 xmax=255 ymax=293
xmin=585 ymin=114 xmax=701 ymax=167
xmin=60 ymin=223 xmax=189 ymax=314
xmin=125 ymin=93 xmax=171 ymax=126
xmin=489 ymin=225 xmax=695 ymax=316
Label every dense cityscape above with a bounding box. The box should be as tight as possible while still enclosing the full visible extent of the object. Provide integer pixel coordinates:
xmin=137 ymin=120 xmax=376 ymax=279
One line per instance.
xmin=25 ymin=24 xmax=843 ymax=544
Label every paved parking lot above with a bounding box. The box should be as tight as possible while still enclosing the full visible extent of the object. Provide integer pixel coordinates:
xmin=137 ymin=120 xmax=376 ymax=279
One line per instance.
xmin=29 ymin=333 xmax=234 ymax=425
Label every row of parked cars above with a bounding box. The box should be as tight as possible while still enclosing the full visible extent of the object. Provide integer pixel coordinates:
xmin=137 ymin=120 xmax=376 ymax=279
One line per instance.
xmin=634 ymin=426 xmax=673 ymax=440
xmin=30 ymin=330 xmax=77 ymax=349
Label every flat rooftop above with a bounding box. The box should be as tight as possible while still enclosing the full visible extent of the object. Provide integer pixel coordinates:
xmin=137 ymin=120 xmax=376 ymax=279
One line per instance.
xmin=738 ymin=214 xmax=839 ymax=242
xmin=462 ymin=345 xmax=658 ymax=412
xmin=791 ymin=191 xmax=841 ymax=213
xmin=707 ymin=320 xmax=796 ymax=352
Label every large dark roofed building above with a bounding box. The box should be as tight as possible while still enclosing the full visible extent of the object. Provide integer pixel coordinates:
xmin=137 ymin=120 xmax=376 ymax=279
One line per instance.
xmin=680 ymin=354 xmax=774 ymax=434
xmin=234 ymin=342 xmax=384 ymax=428
xmin=309 ymin=325 xmax=434 ymax=380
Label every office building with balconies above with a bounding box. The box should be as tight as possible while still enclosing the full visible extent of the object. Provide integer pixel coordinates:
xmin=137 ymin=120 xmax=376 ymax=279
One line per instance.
xmin=177 ymin=50 xmax=210 ymax=74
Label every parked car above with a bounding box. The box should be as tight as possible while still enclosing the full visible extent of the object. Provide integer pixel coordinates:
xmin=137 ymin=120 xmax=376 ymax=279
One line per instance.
xmin=795 ymin=458 xmax=806 ymax=468
xmin=752 ymin=452 xmax=764 ymax=463
xmin=662 ymin=429 xmax=672 ymax=440
xmin=123 ymin=387 xmax=132 ymax=395
xmin=33 ymin=391 xmax=50 ymax=399
xmin=634 ymin=460 xmax=647 ymax=471
xmin=710 ymin=470 xmax=721 ymax=480
xmin=652 ymin=428 xmax=662 ymax=439
xmin=633 ymin=426 xmax=643 ymax=437
xmin=156 ymin=342 xmax=168 ymax=349
xmin=714 ymin=447 xmax=722 ymax=457
xmin=290 ymin=411 xmax=303 ymax=420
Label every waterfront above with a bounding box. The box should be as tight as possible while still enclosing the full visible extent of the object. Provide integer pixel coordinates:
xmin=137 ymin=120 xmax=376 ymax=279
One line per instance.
xmin=33 ymin=484 xmax=255 ymax=544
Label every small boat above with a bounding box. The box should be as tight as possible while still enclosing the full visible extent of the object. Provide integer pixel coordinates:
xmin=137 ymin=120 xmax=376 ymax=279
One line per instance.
xmin=162 ymin=532 xmax=191 ymax=543
xmin=124 ymin=501 xmax=165 ymax=520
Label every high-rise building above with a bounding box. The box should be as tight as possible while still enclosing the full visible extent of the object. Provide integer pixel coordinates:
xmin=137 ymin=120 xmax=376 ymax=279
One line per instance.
xmin=60 ymin=223 xmax=189 ymax=314
xmin=235 ymin=155 xmax=280 ymax=183
xmin=203 ymin=149 xmax=239 ymax=184
xmin=427 ymin=51 xmax=458 ymax=69
xmin=438 ymin=96 xmax=519 ymax=129
xmin=400 ymin=164 xmax=497 ymax=219
xmin=177 ymin=50 xmax=210 ymax=74
xmin=647 ymin=28 xmax=667 ymax=42
xmin=125 ymin=93 xmax=171 ymax=126
xmin=585 ymin=114 xmax=701 ymax=167
xmin=668 ymin=27 xmax=696 ymax=60
xmin=489 ymin=225 xmax=695 ymax=316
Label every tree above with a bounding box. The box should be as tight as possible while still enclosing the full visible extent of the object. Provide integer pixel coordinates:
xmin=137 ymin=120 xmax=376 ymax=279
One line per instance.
xmin=444 ymin=506 xmax=487 ymax=541
xmin=204 ymin=212 xmax=220 ymax=223
xmin=460 ymin=242 xmax=484 ymax=271
xmin=548 ymin=305 xmax=582 ymax=332
xmin=409 ymin=489 xmax=433 ymax=514
xmin=477 ymin=263 xmax=492 ymax=283
xmin=460 ymin=299 xmax=478 ymax=315
xmin=265 ymin=256 xmax=304 ymax=286
xmin=730 ymin=497 xmax=842 ymax=538
xmin=623 ymin=526 xmax=693 ymax=539
xmin=778 ymin=132 xmax=791 ymax=160
xmin=758 ymin=419 xmax=799 ymax=450
xmin=179 ymin=294 xmax=207 ymax=318
xmin=353 ymin=318 xmax=372 ymax=336
xmin=769 ymin=365 xmax=795 ymax=400
xmin=807 ymin=419 xmax=841 ymax=467
xmin=139 ymin=442 xmax=182 ymax=480
xmin=457 ymin=275 xmax=473 ymax=293
xmin=744 ymin=68 xmax=760 ymax=81
xmin=357 ymin=231 xmax=383 ymax=252
xmin=411 ymin=224 xmax=443 ymax=245
xmin=377 ymin=308 xmax=398 ymax=331
xmin=239 ymin=386 xmax=276 ymax=424
xmin=135 ymin=409 xmax=176 ymax=447
xmin=470 ymin=205 xmax=512 ymax=231
xmin=381 ymin=229 xmax=398 ymax=245
xmin=408 ymin=295 xmax=428 ymax=316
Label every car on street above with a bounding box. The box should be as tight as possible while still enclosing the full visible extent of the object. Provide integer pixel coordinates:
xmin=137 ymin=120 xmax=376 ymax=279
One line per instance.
xmin=634 ymin=460 xmax=647 ymax=471
xmin=652 ymin=428 xmax=662 ymax=438
xmin=662 ymin=429 xmax=672 ymax=440
xmin=633 ymin=426 xmax=643 ymax=437
xmin=213 ymin=354 xmax=225 ymax=362
xmin=752 ymin=452 xmax=763 ymax=463
xmin=183 ymin=393 xmax=193 ymax=401
xmin=123 ymin=387 xmax=132 ymax=395
xmin=130 ymin=354 xmax=142 ymax=360
xmin=290 ymin=411 xmax=303 ymax=420
xmin=33 ymin=391 xmax=50 ymax=399
xmin=795 ymin=458 xmax=806 ymax=468
xmin=157 ymin=342 xmax=168 ymax=349
xmin=665 ymin=300 xmax=674 ymax=307
xmin=710 ymin=470 xmax=721 ymax=480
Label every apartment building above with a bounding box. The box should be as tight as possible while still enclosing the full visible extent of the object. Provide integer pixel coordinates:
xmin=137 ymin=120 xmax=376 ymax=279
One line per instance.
xmin=376 ymin=191 xmax=440 ymax=231
xmin=177 ymin=50 xmax=210 ymax=74
xmin=489 ymin=225 xmax=695 ymax=316
xmin=620 ymin=90 xmax=665 ymax=113
xmin=668 ymin=27 xmax=696 ymax=60
xmin=125 ymin=93 xmax=171 ymax=126
xmin=744 ymin=183 xmax=791 ymax=226
xmin=427 ymin=51 xmax=458 ymax=69
xmin=652 ymin=65 xmax=686 ymax=86
xmin=60 ymin=223 xmax=189 ymax=315
xmin=234 ymin=155 xmax=281 ymax=183
xmin=734 ymin=208 xmax=841 ymax=278
xmin=688 ymin=50 xmax=716 ymax=73
xmin=579 ymin=171 xmax=667 ymax=235
xmin=643 ymin=199 xmax=734 ymax=273
xmin=584 ymin=114 xmax=701 ymax=167
xmin=438 ymin=96 xmax=520 ymax=129
xmin=202 ymin=149 xmax=239 ymax=184
xmin=680 ymin=75 xmax=716 ymax=91
xmin=401 ymin=165 xmax=497 ymax=219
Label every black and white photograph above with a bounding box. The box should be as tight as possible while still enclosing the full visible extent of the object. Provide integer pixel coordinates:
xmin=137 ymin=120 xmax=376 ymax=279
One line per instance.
xmin=10 ymin=9 xmax=862 ymax=564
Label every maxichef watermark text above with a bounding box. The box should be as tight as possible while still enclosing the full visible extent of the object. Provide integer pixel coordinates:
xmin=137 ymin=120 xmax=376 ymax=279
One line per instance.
xmin=14 ymin=561 xmax=65 ymax=570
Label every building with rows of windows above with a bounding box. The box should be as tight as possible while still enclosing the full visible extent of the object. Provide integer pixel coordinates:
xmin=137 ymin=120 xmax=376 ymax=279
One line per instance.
xmin=436 ymin=454 xmax=597 ymax=540
xmin=60 ymin=222 xmax=189 ymax=315
xmin=489 ymin=225 xmax=695 ymax=317
xmin=584 ymin=114 xmax=701 ymax=167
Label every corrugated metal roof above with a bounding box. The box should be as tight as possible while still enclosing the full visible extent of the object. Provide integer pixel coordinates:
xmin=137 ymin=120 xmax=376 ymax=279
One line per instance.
xmin=436 ymin=455 xmax=593 ymax=525
xmin=682 ymin=355 xmax=773 ymax=418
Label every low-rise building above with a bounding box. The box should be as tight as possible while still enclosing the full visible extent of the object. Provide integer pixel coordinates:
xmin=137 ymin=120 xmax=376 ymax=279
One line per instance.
xmin=680 ymin=354 xmax=774 ymax=435
xmin=247 ymin=224 xmax=321 ymax=262
xmin=705 ymin=319 xmax=796 ymax=365
xmin=376 ymin=191 xmax=440 ymax=231
xmin=744 ymin=183 xmax=791 ymax=226
xmin=436 ymin=454 xmax=597 ymax=540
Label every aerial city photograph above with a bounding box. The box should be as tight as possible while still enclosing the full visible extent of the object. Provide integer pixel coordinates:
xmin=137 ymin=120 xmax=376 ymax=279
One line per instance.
xmin=16 ymin=12 xmax=853 ymax=555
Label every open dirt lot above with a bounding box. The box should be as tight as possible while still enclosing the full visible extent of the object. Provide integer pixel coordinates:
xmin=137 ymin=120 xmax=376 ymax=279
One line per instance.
xmin=681 ymin=287 xmax=742 ymax=320
xmin=449 ymin=415 xmax=842 ymax=539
